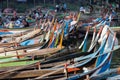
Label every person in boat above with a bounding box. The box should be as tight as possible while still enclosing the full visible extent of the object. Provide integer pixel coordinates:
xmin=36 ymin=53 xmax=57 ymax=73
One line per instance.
xmin=15 ymin=18 xmax=21 ymax=28
xmin=13 ymin=10 xmax=18 ymax=21
xmin=55 ymin=4 xmax=60 ymax=12
xmin=21 ymin=19 xmax=29 ymax=28
xmin=37 ymin=7 xmax=42 ymax=14
xmin=69 ymin=14 xmax=77 ymax=32
xmin=80 ymin=6 xmax=86 ymax=14
xmin=26 ymin=15 xmax=33 ymax=21
xmin=8 ymin=17 xmax=15 ymax=28
xmin=61 ymin=3 xmax=67 ymax=12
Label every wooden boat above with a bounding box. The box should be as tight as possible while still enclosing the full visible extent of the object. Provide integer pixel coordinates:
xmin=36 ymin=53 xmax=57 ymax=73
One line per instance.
xmin=0 ymin=25 xmax=86 ymax=72
xmin=0 ymin=27 xmax=64 ymax=64
xmin=0 ymin=44 xmax=119 ymax=79
xmin=0 ymin=35 xmax=45 ymax=48
xmin=33 ymin=30 xmax=118 ymax=80
xmin=0 ymin=29 xmax=42 ymax=47
xmin=0 ymin=27 xmax=53 ymax=55
xmin=0 ymin=29 xmax=68 ymax=67
xmin=0 ymin=30 xmax=63 ymax=68
xmin=47 ymin=30 xmax=109 ymax=70
xmin=14 ymin=29 xmax=42 ymax=43
xmin=79 ymin=26 xmax=120 ymax=36
xmin=67 ymin=32 xmax=117 ymax=80
xmin=0 ymin=24 xmax=94 ymax=71
xmin=0 ymin=45 xmax=118 ymax=80
xmin=90 ymin=67 xmax=120 ymax=80
xmin=0 ymin=28 xmax=32 ymax=38
xmin=0 ymin=47 xmax=63 ymax=62
xmin=0 ymin=24 xmax=63 ymax=56
xmin=0 ymin=47 xmax=79 ymax=73
xmin=0 ymin=25 xmax=119 ymax=80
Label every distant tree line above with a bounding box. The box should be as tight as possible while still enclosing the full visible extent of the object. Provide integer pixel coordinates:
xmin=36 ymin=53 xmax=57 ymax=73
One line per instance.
xmin=0 ymin=0 xmax=119 ymax=12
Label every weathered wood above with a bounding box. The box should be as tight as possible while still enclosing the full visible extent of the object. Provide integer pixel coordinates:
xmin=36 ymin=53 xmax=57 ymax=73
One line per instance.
xmin=79 ymin=27 xmax=120 ymax=36
xmin=0 ymin=42 xmax=44 ymax=54
xmin=0 ymin=69 xmax=63 ymax=79
xmin=45 ymin=48 xmax=79 ymax=61
xmin=0 ymin=32 xmax=44 ymax=47
xmin=0 ymin=47 xmax=63 ymax=59
xmin=90 ymin=67 xmax=120 ymax=80
xmin=35 ymin=68 xmax=64 ymax=79
xmin=1 ymin=29 xmax=32 ymax=38
xmin=15 ymin=29 xmax=41 ymax=43
xmin=0 ymin=61 xmax=66 ymax=72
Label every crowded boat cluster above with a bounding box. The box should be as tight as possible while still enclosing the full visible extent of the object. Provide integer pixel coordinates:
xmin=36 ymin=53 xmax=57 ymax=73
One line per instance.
xmin=0 ymin=4 xmax=120 ymax=80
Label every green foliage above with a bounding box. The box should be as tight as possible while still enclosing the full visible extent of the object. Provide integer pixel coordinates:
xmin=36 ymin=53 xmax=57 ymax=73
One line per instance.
xmin=0 ymin=0 xmax=85 ymax=12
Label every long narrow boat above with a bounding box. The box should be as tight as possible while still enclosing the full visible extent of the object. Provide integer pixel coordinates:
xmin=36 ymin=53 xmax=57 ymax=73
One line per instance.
xmin=0 ymin=44 xmax=119 ymax=79
xmin=33 ymin=29 xmax=117 ymax=79
xmin=0 ymin=28 xmax=32 ymax=37
xmin=0 ymin=26 xmax=119 ymax=80
xmin=67 ymin=32 xmax=117 ymax=80
xmin=90 ymin=67 xmax=120 ymax=80
xmin=79 ymin=26 xmax=120 ymax=36
xmin=0 ymin=24 xmax=87 ymax=74
xmin=0 ymin=24 xmax=99 ymax=76
xmin=0 ymin=27 xmax=64 ymax=66
xmin=0 ymin=29 xmax=43 ymax=47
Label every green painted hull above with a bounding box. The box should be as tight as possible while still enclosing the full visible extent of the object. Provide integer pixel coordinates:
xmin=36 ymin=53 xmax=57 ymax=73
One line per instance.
xmin=0 ymin=57 xmax=30 ymax=63
xmin=0 ymin=60 xmax=39 ymax=68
